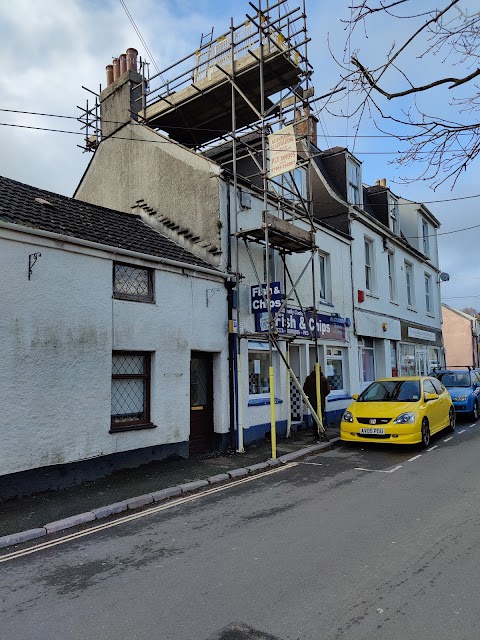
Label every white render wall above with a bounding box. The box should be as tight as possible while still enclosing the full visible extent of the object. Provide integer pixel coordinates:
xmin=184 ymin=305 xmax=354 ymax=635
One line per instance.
xmin=350 ymin=218 xmax=441 ymax=331
xmin=1 ymin=229 xmax=228 ymax=477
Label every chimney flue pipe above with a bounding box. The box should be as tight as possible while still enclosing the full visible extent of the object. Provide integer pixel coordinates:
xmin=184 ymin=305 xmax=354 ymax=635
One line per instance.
xmin=119 ymin=53 xmax=127 ymax=75
xmin=112 ymin=57 xmax=120 ymax=81
xmin=106 ymin=64 xmax=114 ymax=86
xmin=126 ymin=48 xmax=138 ymax=72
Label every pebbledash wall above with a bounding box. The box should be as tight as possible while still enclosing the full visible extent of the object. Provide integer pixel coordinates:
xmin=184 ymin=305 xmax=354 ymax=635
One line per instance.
xmin=0 ymin=226 xmax=228 ymax=499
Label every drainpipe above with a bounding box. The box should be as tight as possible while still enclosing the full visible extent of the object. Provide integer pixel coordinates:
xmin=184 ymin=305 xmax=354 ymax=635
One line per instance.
xmin=225 ymin=183 xmax=236 ymax=447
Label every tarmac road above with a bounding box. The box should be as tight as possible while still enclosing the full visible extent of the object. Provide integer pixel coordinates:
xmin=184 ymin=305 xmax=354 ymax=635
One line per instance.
xmin=1 ymin=419 xmax=480 ymax=640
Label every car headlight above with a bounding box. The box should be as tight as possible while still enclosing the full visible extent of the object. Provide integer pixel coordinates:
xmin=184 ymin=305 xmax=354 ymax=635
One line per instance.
xmin=455 ymin=395 xmax=467 ymax=402
xmin=342 ymin=410 xmax=354 ymax=423
xmin=393 ymin=412 xmax=415 ymax=424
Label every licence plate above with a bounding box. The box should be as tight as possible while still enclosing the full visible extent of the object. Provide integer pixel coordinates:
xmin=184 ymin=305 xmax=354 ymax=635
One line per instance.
xmin=359 ymin=428 xmax=385 ymax=435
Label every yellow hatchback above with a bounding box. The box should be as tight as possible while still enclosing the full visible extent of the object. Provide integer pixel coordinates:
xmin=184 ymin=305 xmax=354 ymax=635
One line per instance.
xmin=340 ymin=376 xmax=455 ymax=447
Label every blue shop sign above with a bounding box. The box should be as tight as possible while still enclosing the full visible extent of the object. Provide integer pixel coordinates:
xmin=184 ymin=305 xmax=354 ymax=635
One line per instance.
xmin=255 ymin=307 xmax=346 ymax=340
xmin=250 ymin=282 xmax=283 ymax=314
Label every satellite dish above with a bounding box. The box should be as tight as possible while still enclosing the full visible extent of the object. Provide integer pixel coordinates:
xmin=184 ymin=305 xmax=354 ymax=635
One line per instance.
xmin=439 ymin=272 xmax=450 ymax=282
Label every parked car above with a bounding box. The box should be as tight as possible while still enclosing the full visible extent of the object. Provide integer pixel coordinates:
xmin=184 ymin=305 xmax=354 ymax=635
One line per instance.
xmin=431 ymin=369 xmax=480 ymax=419
xmin=340 ymin=376 xmax=455 ymax=447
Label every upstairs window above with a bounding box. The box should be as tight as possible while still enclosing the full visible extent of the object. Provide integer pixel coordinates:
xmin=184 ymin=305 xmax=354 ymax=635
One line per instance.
xmin=113 ymin=262 xmax=154 ymax=302
xmin=422 ymin=220 xmax=430 ymax=256
xmin=388 ymin=251 xmax=396 ymax=302
xmin=388 ymin=195 xmax=399 ymax=235
xmin=425 ymin=273 xmax=433 ymax=314
xmin=364 ymin=237 xmax=375 ymax=293
xmin=318 ymin=252 xmax=331 ymax=302
xmin=405 ymin=261 xmax=415 ymax=307
xmin=347 ymin=158 xmax=362 ymax=206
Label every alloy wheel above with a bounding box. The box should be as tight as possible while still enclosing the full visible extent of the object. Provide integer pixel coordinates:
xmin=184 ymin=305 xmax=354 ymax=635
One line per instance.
xmin=421 ymin=419 xmax=431 ymax=447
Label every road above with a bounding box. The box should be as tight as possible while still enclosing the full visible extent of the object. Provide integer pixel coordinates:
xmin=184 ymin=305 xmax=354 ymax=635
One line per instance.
xmin=2 ymin=421 xmax=480 ymax=640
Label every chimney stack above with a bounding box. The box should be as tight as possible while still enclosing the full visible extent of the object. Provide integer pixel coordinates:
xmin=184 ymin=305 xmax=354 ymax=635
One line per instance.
xmin=294 ymin=107 xmax=318 ymax=146
xmin=101 ymin=47 xmax=143 ymax=137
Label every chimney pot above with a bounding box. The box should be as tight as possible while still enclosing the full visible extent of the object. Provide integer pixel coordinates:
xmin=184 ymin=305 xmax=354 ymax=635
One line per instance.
xmin=112 ymin=57 xmax=120 ymax=81
xmin=380 ymin=178 xmax=387 ymax=187
xmin=375 ymin=179 xmax=380 ymax=186
xmin=106 ymin=64 xmax=114 ymax=86
xmin=126 ymin=48 xmax=138 ymax=72
xmin=119 ymin=53 xmax=127 ymax=75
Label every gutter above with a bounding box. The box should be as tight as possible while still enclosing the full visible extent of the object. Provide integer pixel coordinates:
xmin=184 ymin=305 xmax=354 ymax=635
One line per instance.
xmin=0 ymin=220 xmax=231 ymax=281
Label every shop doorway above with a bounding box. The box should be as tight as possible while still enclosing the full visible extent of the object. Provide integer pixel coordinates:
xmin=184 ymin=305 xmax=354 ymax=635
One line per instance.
xmin=415 ymin=348 xmax=428 ymax=376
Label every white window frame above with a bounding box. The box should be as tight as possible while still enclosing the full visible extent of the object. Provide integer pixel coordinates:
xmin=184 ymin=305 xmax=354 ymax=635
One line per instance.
xmin=347 ymin=158 xmax=362 ymax=206
xmin=318 ymin=251 xmax=330 ymax=303
xmin=425 ymin=272 xmax=433 ymax=314
xmin=405 ymin=261 xmax=415 ymax=308
xmin=388 ymin=194 xmax=399 ymax=235
xmin=364 ymin=237 xmax=375 ymax=293
xmin=388 ymin=251 xmax=396 ymax=302
xmin=326 ymin=346 xmax=346 ymax=395
xmin=422 ymin=219 xmax=430 ymax=257
xmin=248 ymin=341 xmax=277 ymax=397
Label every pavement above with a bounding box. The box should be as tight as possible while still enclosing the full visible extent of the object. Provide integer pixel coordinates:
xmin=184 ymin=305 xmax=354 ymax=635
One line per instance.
xmin=0 ymin=424 xmax=340 ymax=550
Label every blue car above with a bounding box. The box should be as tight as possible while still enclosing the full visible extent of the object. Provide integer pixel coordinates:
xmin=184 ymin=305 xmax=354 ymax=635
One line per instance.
xmin=432 ymin=369 xmax=480 ymax=420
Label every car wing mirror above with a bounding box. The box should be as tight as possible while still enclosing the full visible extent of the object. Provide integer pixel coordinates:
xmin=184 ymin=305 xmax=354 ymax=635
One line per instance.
xmin=351 ymin=393 xmax=359 ymax=401
xmin=424 ymin=392 xmax=438 ymax=402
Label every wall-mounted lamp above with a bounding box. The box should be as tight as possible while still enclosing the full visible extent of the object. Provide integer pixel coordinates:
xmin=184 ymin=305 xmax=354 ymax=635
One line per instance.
xmin=438 ymin=272 xmax=450 ymax=283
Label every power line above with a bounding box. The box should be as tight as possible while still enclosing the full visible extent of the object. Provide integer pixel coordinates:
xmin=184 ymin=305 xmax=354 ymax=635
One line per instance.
xmin=119 ymin=0 xmax=161 ymax=75
xmin=1 ymin=108 xmax=477 ymax=139
xmin=1 ymin=121 xmax=476 ymax=156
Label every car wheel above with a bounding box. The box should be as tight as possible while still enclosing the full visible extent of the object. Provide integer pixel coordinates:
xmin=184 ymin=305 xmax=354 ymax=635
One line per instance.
xmin=421 ymin=419 xmax=431 ymax=447
xmin=472 ymin=400 xmax=478 ymax=421
xmin=448 ymin=407 xmax=456 ymax=432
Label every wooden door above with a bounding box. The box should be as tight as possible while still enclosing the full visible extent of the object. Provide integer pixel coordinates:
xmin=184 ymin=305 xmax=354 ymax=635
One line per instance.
xmin=190 ymin=352 xmax=214 ymax=455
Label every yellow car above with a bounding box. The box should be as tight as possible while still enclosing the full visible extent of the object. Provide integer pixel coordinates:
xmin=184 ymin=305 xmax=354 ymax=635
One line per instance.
xmin=340 ymin=376 xmax=455 ymax=446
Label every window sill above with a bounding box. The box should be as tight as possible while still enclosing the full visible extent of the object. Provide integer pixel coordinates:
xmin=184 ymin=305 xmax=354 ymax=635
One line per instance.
xmin=389 ymin=300 xmax=399 ymax=306
xmin=113 ymin=295 xmax=156 ymax=304
xmin=326 ymin=394 xmax=351 ymax=402
xmin=426 ymin=312 xmax=435 ymax=318
xmin=248 ymin=397 xmax=283 ymax=406
xmin=110 ymin=422 xmax=157 ymax=433
xmin=365 ymin=291 xmax=379 ymax=299
xmin=407 ymin=306 xmax=417 ymax=312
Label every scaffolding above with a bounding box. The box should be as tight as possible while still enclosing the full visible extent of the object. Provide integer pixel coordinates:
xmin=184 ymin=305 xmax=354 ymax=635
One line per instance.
xmin=135 ymin=0 xmax=327 ymax=455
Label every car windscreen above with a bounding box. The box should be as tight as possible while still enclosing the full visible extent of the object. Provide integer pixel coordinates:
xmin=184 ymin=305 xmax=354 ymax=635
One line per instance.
xmin=358 ymin=380 xmax=421 ymax=402
xmin=435 ymin=372 xmax=471 ymax=388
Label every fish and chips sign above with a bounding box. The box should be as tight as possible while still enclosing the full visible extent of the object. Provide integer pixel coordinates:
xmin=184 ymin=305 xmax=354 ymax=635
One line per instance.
xmin=250 ymin=283 xmax=346 ymax=340
xmin=268 ymin=125 xmax=297 ymax=178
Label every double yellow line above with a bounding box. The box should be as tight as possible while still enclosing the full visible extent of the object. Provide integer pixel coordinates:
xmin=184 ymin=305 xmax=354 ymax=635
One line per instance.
xmin=0 ymin=462 xmax=298 ymax=564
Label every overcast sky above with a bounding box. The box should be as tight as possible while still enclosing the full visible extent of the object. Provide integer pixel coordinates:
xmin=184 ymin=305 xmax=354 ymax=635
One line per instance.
xmin=0 ymin=0 xmax=478 ymax=309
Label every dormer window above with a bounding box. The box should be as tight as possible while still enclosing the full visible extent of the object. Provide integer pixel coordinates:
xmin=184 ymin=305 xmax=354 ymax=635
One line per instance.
xmin=388 ymin=194 xmax=399 ymax=235
xmin=347 ymin=158 xmax=362 ymax=206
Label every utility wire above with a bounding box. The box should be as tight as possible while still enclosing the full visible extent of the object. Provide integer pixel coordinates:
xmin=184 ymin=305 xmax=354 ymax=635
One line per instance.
xmin=1 ymin=108 xmax=478 ymax=139
xmin=119 ymin=0 xmax=161 ymax=75
xmin=1 ymin=121 xmax=476 ymax=156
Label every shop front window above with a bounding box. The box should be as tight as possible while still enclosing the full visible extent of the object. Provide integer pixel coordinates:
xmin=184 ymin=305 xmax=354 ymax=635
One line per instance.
xmin=399 ymin=343 xmax=416 ymax=377
xmin=326 ymin=347 xmax=345 ymax=394
xmin=248 ymin=350 xmax=270 ymax=395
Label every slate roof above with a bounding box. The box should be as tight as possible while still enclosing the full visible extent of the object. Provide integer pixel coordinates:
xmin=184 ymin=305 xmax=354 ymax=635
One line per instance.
xmin=0 ymin=175 xmax=219 ymax=271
